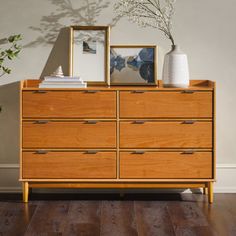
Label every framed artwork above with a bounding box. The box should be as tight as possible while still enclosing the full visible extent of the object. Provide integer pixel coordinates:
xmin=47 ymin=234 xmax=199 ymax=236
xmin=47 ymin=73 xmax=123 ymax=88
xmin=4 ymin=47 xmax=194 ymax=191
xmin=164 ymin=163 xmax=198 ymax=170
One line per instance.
xmin=110 ymin=45 xmax=157 ymax=85
xmin=69 ymin=26 xmax=110 ymax=85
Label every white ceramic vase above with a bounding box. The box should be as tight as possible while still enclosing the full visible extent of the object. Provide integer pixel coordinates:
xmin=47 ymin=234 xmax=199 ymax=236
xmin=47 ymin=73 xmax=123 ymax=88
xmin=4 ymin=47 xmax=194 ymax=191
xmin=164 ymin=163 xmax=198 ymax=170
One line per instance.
xmin=162 ymin=45 xmax=189 ymax=88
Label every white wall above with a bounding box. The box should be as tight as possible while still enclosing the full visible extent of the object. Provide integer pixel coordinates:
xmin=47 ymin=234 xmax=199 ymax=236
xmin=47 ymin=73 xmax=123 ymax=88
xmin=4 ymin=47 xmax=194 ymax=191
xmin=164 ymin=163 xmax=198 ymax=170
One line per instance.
xmin=0 ymin=0 xmax=236 ymax=192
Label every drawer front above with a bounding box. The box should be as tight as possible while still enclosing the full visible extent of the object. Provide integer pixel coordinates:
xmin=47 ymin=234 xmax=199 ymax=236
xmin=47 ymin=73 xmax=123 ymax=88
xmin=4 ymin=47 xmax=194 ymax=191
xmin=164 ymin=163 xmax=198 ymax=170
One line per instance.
xmin=23 ymin=151 xmax=116 ymax=179
xmin=22 ymin=91 xmax=116 ymax=118
xmin=120 ymin=152 xmax=212 ymax=179
xmin=23 ymin=121 xmax=116 ymax=148
xmin=120 ymin=121 xmax=212 ymax=148
xmin=120 ymin=91 xmax=212 ymax=118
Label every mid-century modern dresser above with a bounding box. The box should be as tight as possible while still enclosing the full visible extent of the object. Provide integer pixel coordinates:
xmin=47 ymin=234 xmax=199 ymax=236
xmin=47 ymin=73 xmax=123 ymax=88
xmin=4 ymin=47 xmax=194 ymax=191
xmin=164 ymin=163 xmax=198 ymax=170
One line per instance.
xmin=20 ymin=80 xmax=216 ymax=203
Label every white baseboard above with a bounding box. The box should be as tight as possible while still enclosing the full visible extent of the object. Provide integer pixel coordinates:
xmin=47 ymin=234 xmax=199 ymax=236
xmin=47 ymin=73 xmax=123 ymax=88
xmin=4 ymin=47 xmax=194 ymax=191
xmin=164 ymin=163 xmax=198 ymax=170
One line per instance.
xmin=0 ymin=187 xmax=22 ymax=193
xmin=0 ymin=164 xmax=20 ymax=169
xmin=0 ymin=164 xmax=235 ymax=193
xmin=214 ymin=164 xmax=236 ymax=193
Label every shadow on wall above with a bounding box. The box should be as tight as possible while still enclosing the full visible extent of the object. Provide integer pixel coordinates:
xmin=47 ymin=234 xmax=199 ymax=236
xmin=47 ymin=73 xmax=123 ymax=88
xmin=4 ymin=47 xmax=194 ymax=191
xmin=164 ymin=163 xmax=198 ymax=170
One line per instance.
xmin=25 ymin=0 xmax=121 ymax=77
xmin=25 ymin=0 xmax=121 ymax=47
xmin=40 ymin=27 xmax=71 ymax=78
xmin=0 ymin=82 xmax=20 ymax=164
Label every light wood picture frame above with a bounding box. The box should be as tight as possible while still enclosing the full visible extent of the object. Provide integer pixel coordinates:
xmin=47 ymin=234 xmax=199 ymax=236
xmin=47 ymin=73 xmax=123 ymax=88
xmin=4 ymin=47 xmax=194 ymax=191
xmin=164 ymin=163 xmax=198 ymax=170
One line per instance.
xmin=69 ymin=26 xmax=110 ymax=85
xmin=110 ymin=45 xmax=158 ymax=86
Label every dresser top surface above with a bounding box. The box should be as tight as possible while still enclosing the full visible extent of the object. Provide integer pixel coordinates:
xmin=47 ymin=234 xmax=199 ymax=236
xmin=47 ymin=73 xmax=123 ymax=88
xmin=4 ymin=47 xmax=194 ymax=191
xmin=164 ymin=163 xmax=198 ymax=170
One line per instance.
xmin=21 ymin=80 xmax=215 ymax=91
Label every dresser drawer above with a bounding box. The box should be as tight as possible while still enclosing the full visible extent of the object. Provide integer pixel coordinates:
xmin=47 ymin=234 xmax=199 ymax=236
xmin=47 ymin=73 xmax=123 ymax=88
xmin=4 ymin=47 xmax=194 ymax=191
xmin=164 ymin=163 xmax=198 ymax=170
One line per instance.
xmin=120 ymin=151 xmax=212 ymax=179
xmin=22 ymin=91 xmax=116 ymax=118
xmin=120 ymin=121 xmax=212 ymax=148
xmin=23 ymin=151 xmax=116 ymax=179
xmin=23 ymin=121 xmax=116 ymax=148
xmin=120 ymin=91 xmax=212 ymax=118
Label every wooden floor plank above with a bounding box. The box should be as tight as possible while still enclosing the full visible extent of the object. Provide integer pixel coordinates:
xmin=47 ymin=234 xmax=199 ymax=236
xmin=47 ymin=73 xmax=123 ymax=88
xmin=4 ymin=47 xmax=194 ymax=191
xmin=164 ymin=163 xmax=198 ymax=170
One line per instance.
xmin=0 ymin=193 xmax=236 ymax=236
xmin=100 ymin=201 xmax=138 ymax=236
xmin=174 ymin=226 xmax=215 ymax=236
xmin=167 ymin=201 xmax=209 ymax=228
xmin=63 ymin=201 xmax=101 ymax=236
xmin=24 ymin=201 xmax=70 ymax=235
xmin=0 ymin=202 xmax=37 ymax=236
xmin=135 ymin=201 xmax=175 ymax=236
xmin=194 ymin=194 xmax=236 ymax=236
xmin=167 ymin=199 xmax=214 ymax=235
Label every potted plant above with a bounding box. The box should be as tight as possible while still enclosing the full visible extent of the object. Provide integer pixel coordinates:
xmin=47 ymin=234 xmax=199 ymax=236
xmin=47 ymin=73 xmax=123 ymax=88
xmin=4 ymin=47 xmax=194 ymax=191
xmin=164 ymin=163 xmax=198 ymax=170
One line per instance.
xmin=0 ymin=34 xmax=22 ymax=77
xmin=0 ymin=34 xmax=22 ymax=112
xmin=114 ymin=0 xmax=189 ymax=88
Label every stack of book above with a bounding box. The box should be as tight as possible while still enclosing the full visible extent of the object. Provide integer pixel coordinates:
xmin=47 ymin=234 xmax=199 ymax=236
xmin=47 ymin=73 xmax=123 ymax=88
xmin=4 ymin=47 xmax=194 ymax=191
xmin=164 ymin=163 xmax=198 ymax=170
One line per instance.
xmin=39 ymin=76 xmax=87 ymax=88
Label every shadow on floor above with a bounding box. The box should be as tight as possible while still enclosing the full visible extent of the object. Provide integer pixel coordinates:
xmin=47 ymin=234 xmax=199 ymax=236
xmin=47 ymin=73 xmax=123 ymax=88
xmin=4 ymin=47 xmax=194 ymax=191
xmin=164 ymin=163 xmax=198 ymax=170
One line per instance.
xmin=0 ymin=193 xmax=183 ymax=202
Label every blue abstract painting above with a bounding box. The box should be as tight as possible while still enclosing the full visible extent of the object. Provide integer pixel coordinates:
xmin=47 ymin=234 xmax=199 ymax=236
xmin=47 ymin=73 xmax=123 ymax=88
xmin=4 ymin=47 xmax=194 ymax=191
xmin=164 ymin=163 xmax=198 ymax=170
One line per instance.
xmin=110 ymin=47 xmax=155 ymax=84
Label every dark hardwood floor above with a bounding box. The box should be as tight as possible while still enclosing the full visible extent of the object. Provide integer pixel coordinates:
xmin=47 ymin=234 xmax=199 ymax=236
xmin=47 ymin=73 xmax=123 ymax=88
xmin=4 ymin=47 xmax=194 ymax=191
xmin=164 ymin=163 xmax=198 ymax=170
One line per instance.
xmin=0 ymin=193 xmax=236 ymax=236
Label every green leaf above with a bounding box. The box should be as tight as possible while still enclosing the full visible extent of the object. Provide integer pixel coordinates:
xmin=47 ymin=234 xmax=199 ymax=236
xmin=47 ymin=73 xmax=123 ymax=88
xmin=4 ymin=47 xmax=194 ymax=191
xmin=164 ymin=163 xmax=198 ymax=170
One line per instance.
xmin=8 ymin=34 xmax=22 ymax=43
xmin=13 ymin=51 xmax=20 ymax=57
xmin=2 ymin=66 xmax=11 ymax=74
xmin=14 ymin=44 xmax=21 ymax=50
xmin=6 ymin=49 xmax=13 ymax=54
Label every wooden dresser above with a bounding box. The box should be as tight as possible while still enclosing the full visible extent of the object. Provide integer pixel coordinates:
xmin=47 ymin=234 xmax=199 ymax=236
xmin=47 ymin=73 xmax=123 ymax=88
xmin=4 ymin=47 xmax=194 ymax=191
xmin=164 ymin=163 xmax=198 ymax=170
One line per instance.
xmin=20 ymin=80 xmax=216 ymax=203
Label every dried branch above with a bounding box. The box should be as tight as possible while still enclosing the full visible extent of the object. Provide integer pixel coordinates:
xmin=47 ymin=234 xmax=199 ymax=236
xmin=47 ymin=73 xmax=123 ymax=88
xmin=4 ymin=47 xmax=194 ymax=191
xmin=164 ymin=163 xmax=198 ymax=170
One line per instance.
xmin=114 ymin=0 xmax=176 ymax=45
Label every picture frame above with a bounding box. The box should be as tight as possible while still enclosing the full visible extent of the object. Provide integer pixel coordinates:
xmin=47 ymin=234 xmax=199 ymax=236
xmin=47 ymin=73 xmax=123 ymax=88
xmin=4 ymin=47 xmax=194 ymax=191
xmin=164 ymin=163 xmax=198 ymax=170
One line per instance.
xmin=69 ymin=26 xmax=110 ymax=85
xmin=110 ymin=45 xmax=157 ymax=86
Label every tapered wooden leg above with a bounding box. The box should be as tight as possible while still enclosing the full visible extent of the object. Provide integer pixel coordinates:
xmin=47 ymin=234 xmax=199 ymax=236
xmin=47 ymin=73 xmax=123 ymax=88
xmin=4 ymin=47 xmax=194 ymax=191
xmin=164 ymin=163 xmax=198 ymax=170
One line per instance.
xmin=203 ymin=187 xmax=208 ymax=195
xmin=23 ymin=182 xmax=29 ymax=203
xmin=207 ymin=182 xmax=213 ymax=204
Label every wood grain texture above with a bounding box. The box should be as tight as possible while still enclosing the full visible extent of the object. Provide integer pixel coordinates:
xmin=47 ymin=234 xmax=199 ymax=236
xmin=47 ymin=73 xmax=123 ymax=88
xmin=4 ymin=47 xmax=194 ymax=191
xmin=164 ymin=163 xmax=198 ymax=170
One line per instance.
xmin=0 ymin=202 xmax=37 ymax=236
xmin=195 ymin=193 xmax=236 ymax=235
xmin=23 ymin=151 xmax=117 ymax=179
xmin=28 ymin=182 xmax=206 ymax=189
xmin=25 ymin=201 xmax=70 ymax=235
xmin=100 ymin=201 xmax=137 ymax=236
xmin=120 ymin=152 xmax=212 ymax=179
xmin=22 ymin=90 xmax=116 ymax=118
xmin=64 ymin=201 xmax=101 ymax=236
xmin=120 ymin=91 xmax=213 ymax=118
xmin=23 ymin=79 xmax=214 ymax=90
xmin=135 ymin=202 xmax=175 ymax=236
xmin=1 ymin=194 xmax=236 ymax=236
xmin=167 ymin=201 xmax=214 ymax=235
xmin=120 ymin=121 xmax=212 ymax=148
xmin=22 ymin=121 xmax=116 ymax=149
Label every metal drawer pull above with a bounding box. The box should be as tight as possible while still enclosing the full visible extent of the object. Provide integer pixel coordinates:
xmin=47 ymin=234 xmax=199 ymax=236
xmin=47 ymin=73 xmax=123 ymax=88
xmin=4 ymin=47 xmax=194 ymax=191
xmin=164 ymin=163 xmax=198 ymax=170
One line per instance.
xmin=34 ymin=90 xmax=47 ymax=93
xmin=132 ymin=151 xmax=145 ymax=154
xmin=182 ymin=120 xmax=195 ymax=124
xmin=132 ymin=90 xmax=145 ymax=93
xmin=133 ymin=120 xmax=145 ymax=124
xmin=85 ymin=90 xmax=99 ymax=93
xmin=35 ymin=150 xmax=48 ymax=154
xmin=34 ymin=120 xmax=49 ymax=124
xmin=85 ymin=120 xmax=98 ymax=124
xmin=182 ymin=90 xmax=194 ymax=94
xmin=182 ymin=150 xmax=195 ymax=155
xmin=85 ymin=150 xmax=98 ymax=154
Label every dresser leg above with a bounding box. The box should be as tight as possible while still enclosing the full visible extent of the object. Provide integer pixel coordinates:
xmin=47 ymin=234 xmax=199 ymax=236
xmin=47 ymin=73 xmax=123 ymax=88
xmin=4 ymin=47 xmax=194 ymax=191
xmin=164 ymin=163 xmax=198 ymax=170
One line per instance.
xmin=203 ymin=187 xmax=208 ymax=195
xmin=207 ymin=182 xmax=213 ymax=204
xmin=23 ymin=182 xmax=29 ymax=203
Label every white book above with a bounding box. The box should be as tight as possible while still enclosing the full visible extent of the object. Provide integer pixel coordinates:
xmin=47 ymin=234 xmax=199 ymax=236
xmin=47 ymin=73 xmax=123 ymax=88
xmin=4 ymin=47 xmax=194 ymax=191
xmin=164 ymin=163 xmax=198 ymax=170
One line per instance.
xmin=41 ymin=81 xmax=86 ymax=85
xmin=44 ymin=76 xmax=82 ymax=82
xmin=39 ymin=83 xmax=87 ymax=88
